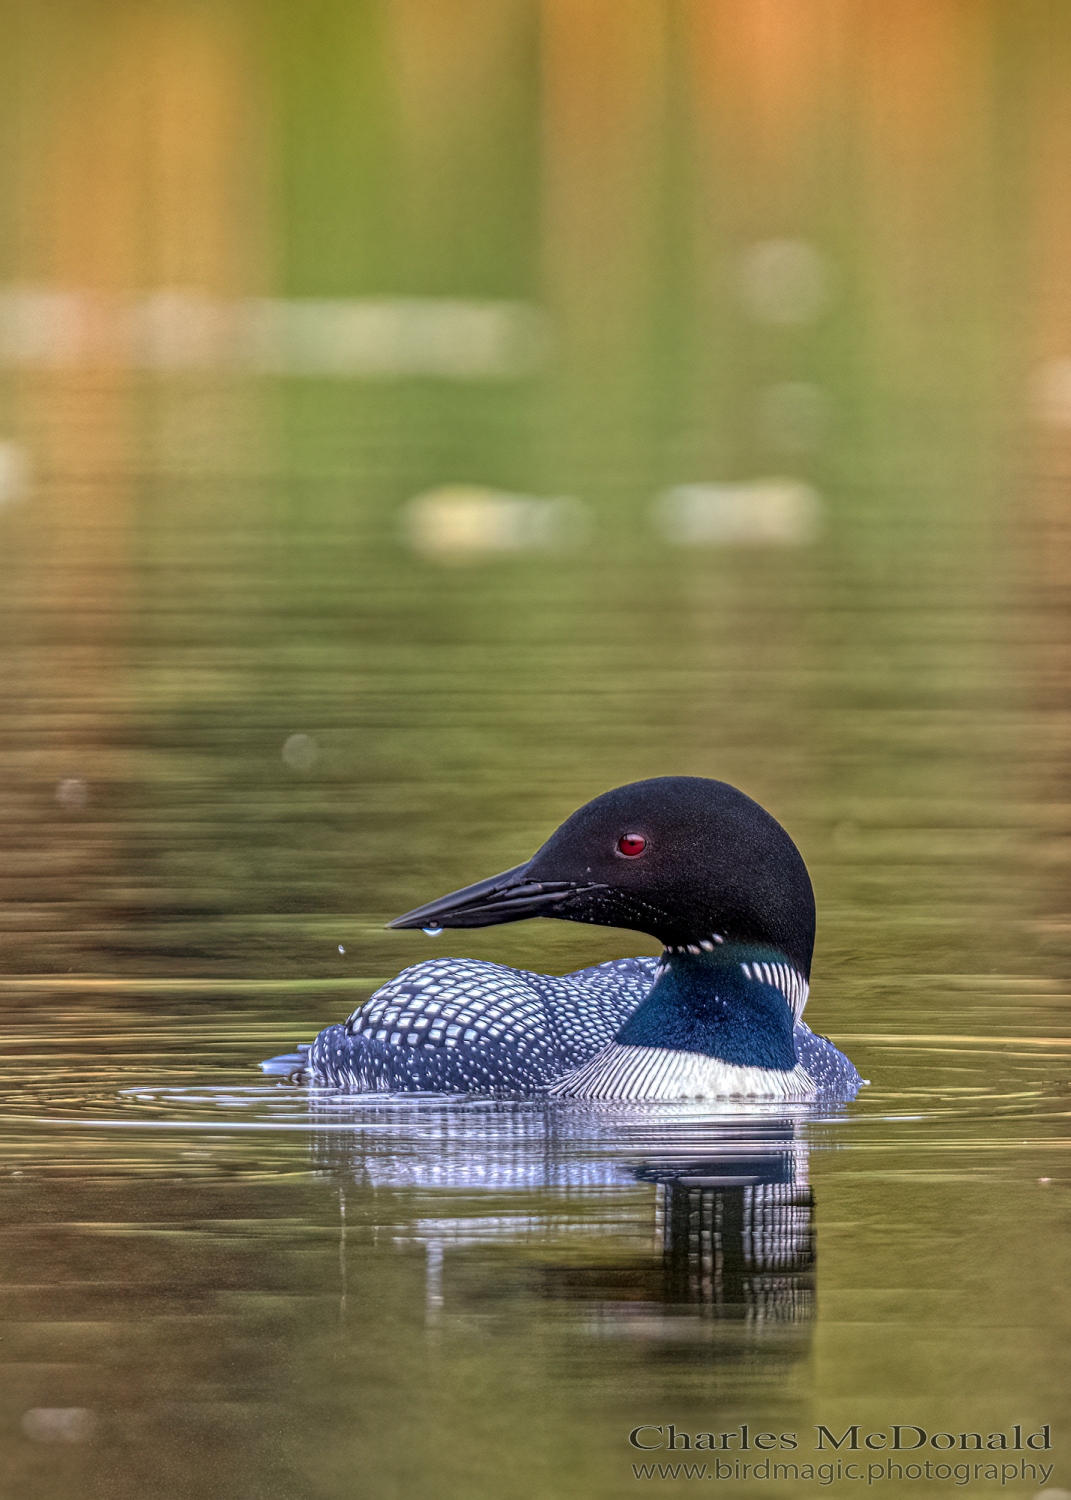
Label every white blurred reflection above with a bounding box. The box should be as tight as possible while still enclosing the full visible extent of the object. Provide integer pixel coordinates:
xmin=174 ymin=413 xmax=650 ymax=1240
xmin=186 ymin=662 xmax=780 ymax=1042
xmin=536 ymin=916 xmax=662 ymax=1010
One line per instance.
xmin=126 ymin=290 xmax=245 ymax=370
xmin=756 ymin=382 xmax=830 ymax=453
xmin=653 ymin=480 xmax=821 ymax=547
xmin=0 ymin=289 xmax=88 ymax=364
xmin=0 ymin=440 xmax=29 ymax=506
xmin=253 ymin=298 xmax=546 ymax=377
xmin=1034 ymin=357 xmax=1071 ymax=427
xmin=21 ymin=1408 xmax=95 ymax=1442
xmin=0 ymin=287 xmax=546 ymax=379
xmin=404 ymin=486 xmax=586 ymax=558
xmin=738 ymin=240 xmax=832 ymax=325
xmin=55 ymin=777 xmax=89 ymax=810
xmin=282 ymin=734 xmax=318 ymax=770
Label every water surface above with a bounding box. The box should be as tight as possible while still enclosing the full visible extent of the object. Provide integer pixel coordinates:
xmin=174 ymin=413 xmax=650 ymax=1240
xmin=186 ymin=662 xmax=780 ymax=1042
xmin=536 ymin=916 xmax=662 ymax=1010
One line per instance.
xmin=1 ymin=3 xmax=1070 ymax=1496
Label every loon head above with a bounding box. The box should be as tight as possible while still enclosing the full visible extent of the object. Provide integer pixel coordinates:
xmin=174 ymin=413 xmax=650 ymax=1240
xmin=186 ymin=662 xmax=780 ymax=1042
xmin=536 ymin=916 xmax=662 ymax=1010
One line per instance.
xmin=389 ymin=776 xmax=815 ymax=977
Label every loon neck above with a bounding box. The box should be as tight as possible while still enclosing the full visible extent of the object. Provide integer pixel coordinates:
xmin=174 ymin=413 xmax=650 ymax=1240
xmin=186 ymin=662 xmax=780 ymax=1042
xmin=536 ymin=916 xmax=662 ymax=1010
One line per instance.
xmin=613 ymin=940 xmax=807 ymax=1070
xmin=657 ymin=940 xmax=808 ymax=1000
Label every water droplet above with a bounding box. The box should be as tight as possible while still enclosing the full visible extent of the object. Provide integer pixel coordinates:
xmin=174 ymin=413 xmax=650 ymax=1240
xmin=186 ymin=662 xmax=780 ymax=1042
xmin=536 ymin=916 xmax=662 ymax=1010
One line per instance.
xmin=337 ymin=945 xmax=345 ymax=954
xmin=423 ymin=924 xmax=443 ymax=937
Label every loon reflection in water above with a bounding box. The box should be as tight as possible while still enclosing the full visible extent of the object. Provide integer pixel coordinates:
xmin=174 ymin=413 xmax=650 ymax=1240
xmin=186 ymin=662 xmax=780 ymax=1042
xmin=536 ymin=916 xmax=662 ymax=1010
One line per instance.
xmin=645 ymin=1157 xmax=814 ymax=1319
xmin=266 ymin=778 xmax=861 ymax=1102
xmin=311 ymin=1102 xmax=816 ymax=1339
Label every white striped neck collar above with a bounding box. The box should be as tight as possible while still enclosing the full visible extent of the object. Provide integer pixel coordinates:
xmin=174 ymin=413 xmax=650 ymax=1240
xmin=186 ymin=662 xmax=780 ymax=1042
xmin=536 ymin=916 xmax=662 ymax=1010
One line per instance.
xmin=653 ymin=940 xmax=810 ymax=1023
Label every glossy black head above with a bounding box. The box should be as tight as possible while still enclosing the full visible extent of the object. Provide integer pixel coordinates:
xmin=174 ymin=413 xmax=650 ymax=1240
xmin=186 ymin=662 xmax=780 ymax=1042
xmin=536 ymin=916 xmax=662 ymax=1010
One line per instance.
xmin=389 ymin=777 xmax=816 ymax=975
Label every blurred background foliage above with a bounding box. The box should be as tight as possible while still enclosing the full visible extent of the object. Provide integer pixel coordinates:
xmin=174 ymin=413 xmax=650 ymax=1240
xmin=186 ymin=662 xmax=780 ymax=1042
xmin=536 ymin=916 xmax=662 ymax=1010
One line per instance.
xmin=1 ymin=10 xmax=1070 ymax=1500
xmin=0 ymin=0 xmax=1068 ymax=1001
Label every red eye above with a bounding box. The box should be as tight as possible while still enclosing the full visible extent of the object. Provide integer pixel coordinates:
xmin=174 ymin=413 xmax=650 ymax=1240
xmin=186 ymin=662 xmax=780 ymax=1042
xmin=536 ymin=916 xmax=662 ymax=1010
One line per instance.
xmin=618 ymin=833 xmax=647 ymax=857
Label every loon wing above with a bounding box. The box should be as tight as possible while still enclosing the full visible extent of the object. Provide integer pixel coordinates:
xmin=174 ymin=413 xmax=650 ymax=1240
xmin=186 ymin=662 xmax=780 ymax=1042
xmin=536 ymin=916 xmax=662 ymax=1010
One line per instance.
xmin=292 ymin=954 xmax=659 ymax=1094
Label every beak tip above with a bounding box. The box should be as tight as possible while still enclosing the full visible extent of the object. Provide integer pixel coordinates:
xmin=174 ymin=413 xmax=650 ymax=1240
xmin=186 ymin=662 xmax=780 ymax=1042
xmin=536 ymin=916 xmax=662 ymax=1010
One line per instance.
xmin=382 ymin=862 xmax=536 ymax=935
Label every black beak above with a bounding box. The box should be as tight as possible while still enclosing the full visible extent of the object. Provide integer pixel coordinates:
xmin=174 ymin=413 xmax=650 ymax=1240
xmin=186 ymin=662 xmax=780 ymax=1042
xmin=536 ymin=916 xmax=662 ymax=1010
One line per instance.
xmin=388 ymin=862 xmax=603 ymax=930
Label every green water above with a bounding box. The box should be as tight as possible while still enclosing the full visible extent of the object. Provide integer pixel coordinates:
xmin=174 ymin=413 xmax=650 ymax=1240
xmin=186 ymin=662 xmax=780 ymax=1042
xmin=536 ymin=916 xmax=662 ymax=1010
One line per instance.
xmin=0 ymin=3 xmax=1069 ymax=1496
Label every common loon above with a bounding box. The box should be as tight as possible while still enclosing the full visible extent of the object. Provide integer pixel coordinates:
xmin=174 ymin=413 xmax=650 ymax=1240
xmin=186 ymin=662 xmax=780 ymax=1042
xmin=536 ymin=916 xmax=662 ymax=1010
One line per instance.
xmin=263 ymin=777 xmax=862 ymax=1101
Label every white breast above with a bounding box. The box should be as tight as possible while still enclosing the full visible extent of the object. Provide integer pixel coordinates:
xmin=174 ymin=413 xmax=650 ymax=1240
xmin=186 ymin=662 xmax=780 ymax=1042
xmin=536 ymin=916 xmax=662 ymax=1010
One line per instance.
xmin=547 ymin=1042 xmax=814 ymax=1102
